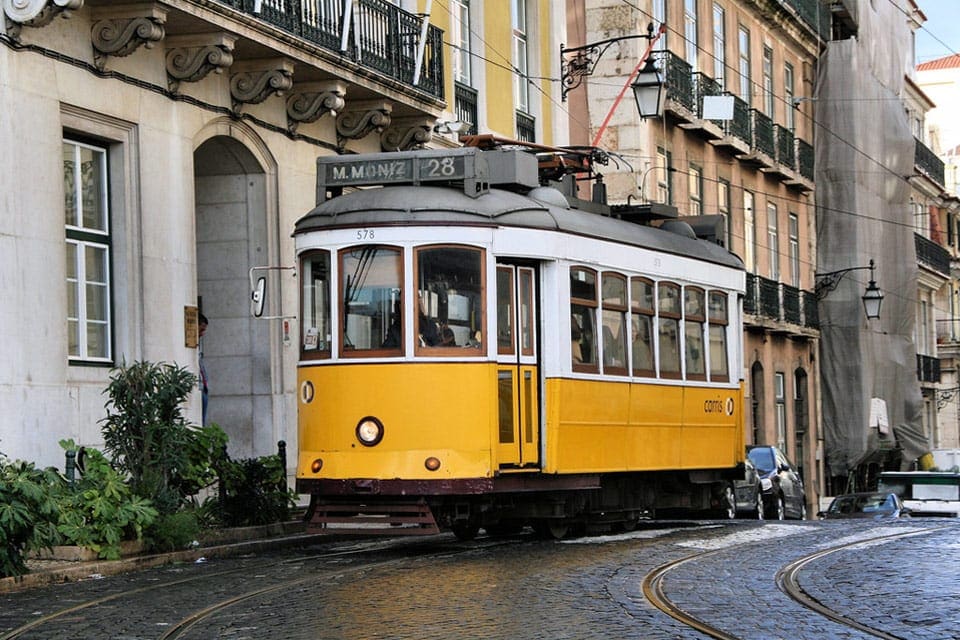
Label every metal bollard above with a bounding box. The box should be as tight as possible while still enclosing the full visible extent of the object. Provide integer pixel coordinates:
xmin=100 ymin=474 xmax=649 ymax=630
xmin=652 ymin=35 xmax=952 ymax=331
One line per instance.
xmin=65 ymin=449 xmax=76 ymax=489
xmin=277 ymin=440 xmax=287 ymax=492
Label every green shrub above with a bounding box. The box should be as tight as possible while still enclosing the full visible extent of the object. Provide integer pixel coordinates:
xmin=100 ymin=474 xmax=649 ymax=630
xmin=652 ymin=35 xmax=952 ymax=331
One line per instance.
xmin=0 ymin=455 xmax=62 ymax=578
xmin=219 ymin=455 xmax=296 ymax=527
xmin=99 ymin=361 xmax=228 ymax=514
xmin=144 ymin=511 xmax=200 ymax=553
xmin=56 ymin=442 xmax=157 ymax=560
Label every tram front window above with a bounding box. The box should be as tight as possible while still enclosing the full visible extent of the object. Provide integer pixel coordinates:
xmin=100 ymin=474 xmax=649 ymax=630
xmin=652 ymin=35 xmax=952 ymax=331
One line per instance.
xmin=301 ymin=251 xmax=331 ymax=357
xmin=415 ymin=246 xmax=484 ymax=352
xmin=340 ymin=246 xmax=403 ymax=355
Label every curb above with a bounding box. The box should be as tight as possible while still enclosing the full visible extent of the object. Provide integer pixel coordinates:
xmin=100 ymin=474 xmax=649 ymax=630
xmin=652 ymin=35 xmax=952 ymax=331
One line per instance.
xmin=1 ymin=530 xmax=331 ymax=595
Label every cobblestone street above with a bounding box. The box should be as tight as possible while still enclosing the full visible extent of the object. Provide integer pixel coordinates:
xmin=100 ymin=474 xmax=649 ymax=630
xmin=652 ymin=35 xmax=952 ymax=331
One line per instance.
xmin=2 ymin=519 xmax=957 ymax=639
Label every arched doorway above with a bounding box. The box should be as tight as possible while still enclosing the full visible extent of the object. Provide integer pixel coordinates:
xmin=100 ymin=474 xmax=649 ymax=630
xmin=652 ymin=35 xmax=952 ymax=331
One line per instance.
xmin=193 ymin=134 xmax=275 ymax=459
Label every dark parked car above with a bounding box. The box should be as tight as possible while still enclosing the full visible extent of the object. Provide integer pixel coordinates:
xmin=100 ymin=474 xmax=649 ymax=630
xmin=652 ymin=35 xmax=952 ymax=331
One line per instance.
xmin=746 ymin=445 xmax=807 ymax=520
xmin=731 ymin=457 xmax=765 ymax=519
xmin=818 ymin=492 xmax=910 ymax=520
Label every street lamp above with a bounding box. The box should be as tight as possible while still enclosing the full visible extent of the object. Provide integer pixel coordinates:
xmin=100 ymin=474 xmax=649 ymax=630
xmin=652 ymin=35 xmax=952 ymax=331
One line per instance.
xmin=815 ymin=259 xmax=884 ymax=320
xmin=632 ymin=57 xmax=666 ymax=119
xmin=561 ymin=22 xmax=666 ymax=120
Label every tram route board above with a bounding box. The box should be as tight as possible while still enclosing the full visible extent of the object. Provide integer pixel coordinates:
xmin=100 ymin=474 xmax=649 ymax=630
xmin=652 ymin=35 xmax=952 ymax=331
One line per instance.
xmin=316 ymin=147 xmax=489 ymax=203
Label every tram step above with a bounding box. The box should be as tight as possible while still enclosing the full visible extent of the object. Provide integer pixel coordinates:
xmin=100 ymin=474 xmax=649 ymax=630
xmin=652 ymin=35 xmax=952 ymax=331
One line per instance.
xmin=307 ymin=500 xmax=440 ymax=536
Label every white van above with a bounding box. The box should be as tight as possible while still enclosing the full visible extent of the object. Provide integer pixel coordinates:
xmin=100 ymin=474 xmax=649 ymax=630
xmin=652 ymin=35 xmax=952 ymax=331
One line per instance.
xmin=878 ymin=471 xmax=960 ymax=517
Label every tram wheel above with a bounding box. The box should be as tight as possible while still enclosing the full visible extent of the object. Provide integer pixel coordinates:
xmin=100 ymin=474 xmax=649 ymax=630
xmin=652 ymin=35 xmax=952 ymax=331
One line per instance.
xmin=451 ymin=522 xmax=480 ymax=541
xmin=533 ymin=519 xmax=569 ymax=540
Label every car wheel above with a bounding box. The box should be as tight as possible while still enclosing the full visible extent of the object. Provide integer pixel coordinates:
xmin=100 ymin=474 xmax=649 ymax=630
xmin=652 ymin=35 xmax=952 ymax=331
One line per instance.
xmin=797 ymin=501 xmax=808 ymax=521
xmin=770 ymin=495 xmax=786 ymax=520
xmin=754 ymin=489 xmax=765 ymax=520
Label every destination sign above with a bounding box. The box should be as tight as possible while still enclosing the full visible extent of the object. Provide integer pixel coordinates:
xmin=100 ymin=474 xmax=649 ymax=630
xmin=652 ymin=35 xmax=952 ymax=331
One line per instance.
xmin=322 ymin=154 xmax=466 ymax=187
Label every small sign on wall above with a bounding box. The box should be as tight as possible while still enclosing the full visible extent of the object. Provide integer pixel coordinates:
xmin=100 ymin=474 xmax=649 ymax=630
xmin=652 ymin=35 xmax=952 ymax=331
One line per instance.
xmin=185 ymin=305 xmax=199 ymax=348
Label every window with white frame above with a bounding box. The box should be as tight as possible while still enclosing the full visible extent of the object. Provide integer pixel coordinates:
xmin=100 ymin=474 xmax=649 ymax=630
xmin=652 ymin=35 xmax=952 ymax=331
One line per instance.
xmin=784 ymin=62 xmax=795 ymax=130
xmin=775 ymin=372 xmax=786 ymax=450
xmin=451 ymin=0 xmax=472 ymax=85
xmin=712 ymin=3 xmax=725 ymax=87
xmin=653 ymin=0 xmax=667 ymax=49
xmin=718 ymin=178 xmax=731 ymax=248
xmin=762 ymin=45 xmax=774 ymax=117
xmin=656 ymin=147 xmax=673 ymax=204
xmin=744 ymin=190 xmax=756 ymax=273
xmin=64 ymin=137 xmax=112 ymax=363
xmin=684 ymin=0 xmax=698 ymax=69
xmin=768 ymin=202 xmax=779 ymax=280
xmin=738 ymin=26 xmax=751 ymax=105
xmin=511 ymin=0 xmax=529 ymax=114
xmin=789 ymin=213 xmax=800 ymax=287
xmin=689 ymin=164 xmax=703 ymax=215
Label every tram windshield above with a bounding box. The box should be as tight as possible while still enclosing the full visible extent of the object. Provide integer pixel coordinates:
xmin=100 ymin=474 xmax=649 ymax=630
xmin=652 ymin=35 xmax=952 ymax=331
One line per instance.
xmin=341 ymin=246 xmax=403 ymax=354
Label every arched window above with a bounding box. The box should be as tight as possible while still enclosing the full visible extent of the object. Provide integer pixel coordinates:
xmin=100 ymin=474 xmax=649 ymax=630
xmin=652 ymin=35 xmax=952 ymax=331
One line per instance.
xmin=684 ymin=287 xmax=706 ymax=381
xmin=630 ymin=277 xmax=655 ymax=376
xmin=708 ymin=291 xmax=729 ymax=381
xmin=570 ymin=267 xmax=598 ymax=372
xmin=658 ymin=282 xmax=682 ymax=378
xmin=601 ymin=273 xmax=628 ymax=376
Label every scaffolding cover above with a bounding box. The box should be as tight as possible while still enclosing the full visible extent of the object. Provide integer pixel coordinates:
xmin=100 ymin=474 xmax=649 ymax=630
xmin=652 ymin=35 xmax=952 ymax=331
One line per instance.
xmin=815 ymin=0 xmax=926 ymax=478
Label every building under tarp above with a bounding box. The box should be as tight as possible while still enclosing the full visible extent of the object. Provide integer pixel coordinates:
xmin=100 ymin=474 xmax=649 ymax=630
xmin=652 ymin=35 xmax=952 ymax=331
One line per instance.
xmin=815 ymin=0 xmax=927 ymax=489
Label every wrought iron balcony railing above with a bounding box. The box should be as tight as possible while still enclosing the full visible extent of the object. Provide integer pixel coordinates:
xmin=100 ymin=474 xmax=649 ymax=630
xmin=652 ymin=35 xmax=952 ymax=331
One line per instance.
xmin=516 ymin=111 xmax=535 ymax=142
xmin=217 ymin=0 xmax=445 ymax=99
xmin=454 ymin=82 xmax=478 ymax=135
xmin=914 ymin=137 xmax=945 ymax=188
xmin=797 ymin=139 xmax=815 ymax=181
xmin=655 ymin=50 xmax=696 ymax=114
xmin=745 ymin=274 xmax=819 ymax=330
xmin=915 ymin=233 xmax=950 ymax=276
xmin=751 ymin=109 xmax=775 ymax=158
xmin=917 ymin=353 xmax=941 ymax=384
xmin=776 ymin=125 xmax=796 ymax=170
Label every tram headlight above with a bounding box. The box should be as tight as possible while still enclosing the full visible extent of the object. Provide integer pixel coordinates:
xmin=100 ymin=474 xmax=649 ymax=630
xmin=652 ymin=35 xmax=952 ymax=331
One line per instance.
xmin=310 ymin=459 xmax=323 ymax=473
xmin=356 ymin=417 xmax=384 ymax=446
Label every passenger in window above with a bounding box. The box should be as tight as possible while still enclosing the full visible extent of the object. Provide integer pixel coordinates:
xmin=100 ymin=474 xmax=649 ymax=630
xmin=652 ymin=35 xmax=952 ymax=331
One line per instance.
xmin=419 ymin=312 xmax=440 ymax=346
xmin=439 ymin=326 xmax=457 ymax=347
xmin=571 ymin=320 xmax=584 ymax=364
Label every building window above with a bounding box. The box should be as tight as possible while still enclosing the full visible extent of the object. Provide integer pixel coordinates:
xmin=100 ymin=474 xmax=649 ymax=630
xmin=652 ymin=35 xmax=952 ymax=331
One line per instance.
xmin=794 ymin=368 xmax=808 ymax=481
xmin=653 ymin=0 xmax=667 ymax=49
xmin=784 ymin=62 xmax=795 ymax=130
xmin=762 ymin=45 xmax=774 ymax=117
xmin=718 ymin=178 xmax=731 ymax=249
xmin=775 ymin=372 xmax=786 ymax=450
xmin=511 ymin=0 xmax=529 ymax=115
xmin=64 ymin=138 xmax=112 ymax=363
xmin=689 ymin=164 xmax=703 ymax=215
xmin=657 ymin=147 xmax=673 ymax=204
xmin=789 ymin=213 xmax=800 ymax=287
xmin=451 ymin=0 xmax=472 ymax=85
xmin=767 ymin=202 xmax=779 ymax=280
xmin=744 ymin=190 xmax=756 ymax=273
xmin=684 ymin=0 xmax=698 ymax=69
xmin=738 ymin=26 xmax=751 ymax=106
xmin=713 ymin=3 xmax=725 ymax=87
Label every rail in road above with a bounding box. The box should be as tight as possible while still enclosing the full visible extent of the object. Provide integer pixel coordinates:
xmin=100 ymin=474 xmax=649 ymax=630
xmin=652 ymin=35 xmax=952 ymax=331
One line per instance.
xmin=642 ymin=524 xmax=950 ymax=640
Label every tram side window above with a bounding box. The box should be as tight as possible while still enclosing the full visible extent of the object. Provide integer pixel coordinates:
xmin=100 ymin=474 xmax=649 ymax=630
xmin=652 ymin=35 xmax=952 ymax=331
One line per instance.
xmin=685 ymin=287 xmax=706 ymax=381
xmin=301 ymin=251 xmax=331 ymax=358
xmin=630 ymin=277 xmax=655 ymax=376
xmin=658 ymin=282 xmax=682 ymax=378
xmin=570 ymin=267 xmax=598 ymax=371
xmin=415 ymin=245 xmax=484 ymax=352
xmin=601 ymin=273 xmax=628 ymax=375
xmin=708 ymin=291 xmax=730 ymax=381
xmin=340 ymin=246 xmax=403 ymax=356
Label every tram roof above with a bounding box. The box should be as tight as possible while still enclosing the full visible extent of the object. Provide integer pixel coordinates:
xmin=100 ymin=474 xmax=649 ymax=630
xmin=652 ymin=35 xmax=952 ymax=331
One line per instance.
xmin=295 ymin=185 xmax=744 ymax=271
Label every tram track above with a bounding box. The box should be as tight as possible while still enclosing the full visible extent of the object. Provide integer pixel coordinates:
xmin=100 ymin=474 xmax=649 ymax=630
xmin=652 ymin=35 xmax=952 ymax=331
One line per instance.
xmin=641 ymin=524 xmax=948 ymax=640
xmin=0 ymin=536 xmax=493 ymax=640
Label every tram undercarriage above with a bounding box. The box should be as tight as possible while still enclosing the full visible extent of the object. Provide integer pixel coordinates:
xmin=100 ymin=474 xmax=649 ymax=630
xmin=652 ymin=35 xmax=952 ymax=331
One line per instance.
xmin=301 ymin=469 xmax=741 ymax=539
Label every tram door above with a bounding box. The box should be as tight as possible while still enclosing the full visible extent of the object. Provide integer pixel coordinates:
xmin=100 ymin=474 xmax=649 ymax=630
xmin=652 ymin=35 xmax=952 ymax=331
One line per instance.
xmin=495 ymin=264 xmax=540 ymax=468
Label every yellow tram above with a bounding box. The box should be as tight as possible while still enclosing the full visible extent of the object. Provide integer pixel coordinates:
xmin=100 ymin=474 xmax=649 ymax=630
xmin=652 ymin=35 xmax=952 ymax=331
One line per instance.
xmin=290 ymin=144 xmax=746 ymax=538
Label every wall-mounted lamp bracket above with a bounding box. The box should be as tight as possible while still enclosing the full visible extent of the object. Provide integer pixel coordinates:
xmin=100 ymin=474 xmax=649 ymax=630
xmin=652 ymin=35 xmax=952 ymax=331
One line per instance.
xmin=561 ymin=22 xmax=658 ymax=102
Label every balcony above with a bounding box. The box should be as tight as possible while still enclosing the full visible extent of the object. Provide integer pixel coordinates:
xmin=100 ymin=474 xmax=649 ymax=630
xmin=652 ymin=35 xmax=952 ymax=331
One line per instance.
xmin=915 ymin=233 xmax=950 ymax=277
xmin=657 ymin=50 xmax=697 ymax=120
xmin=516 ymin=111 xmax=535 ymax=142
xmin=745 ymin=274 xmax=819 ymax=335
xmin=915 ymin=137 xmax=946 ymax=188
xmin=917 ymin=353 xmax=942 ymax=384
xmin=216 ymin=0 xmax=445 ymax=100
xmin=454 ymin=83 xmax=478 ymax=135
xmin=739 ymin=109 xmax=775 ymax=168
xmin=710 ymin=94 xmax=752 ymax=154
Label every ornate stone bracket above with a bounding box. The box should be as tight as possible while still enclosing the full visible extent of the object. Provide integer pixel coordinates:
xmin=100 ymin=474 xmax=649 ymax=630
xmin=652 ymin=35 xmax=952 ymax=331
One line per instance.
xmin=165 ymin=33 xmax=235 ymax=93
xmin=229 ymin=58 xmax=294 ymax=112
xmin=3 ymin=0 xmax=83 ymax=41
xmin=91 ymin=4 xmax=167 ymax=70
xmin=380 ymin=117 xmax=433 ymax=151
xmin=286 ymin=80 xmax=346 ymax=133
xmin=335 ymin=100 xmax=392 ymax=148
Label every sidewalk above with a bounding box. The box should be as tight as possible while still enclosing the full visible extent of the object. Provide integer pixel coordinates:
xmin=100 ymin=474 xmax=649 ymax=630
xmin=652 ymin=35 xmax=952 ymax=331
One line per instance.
xmin=1 ymin=520 xmax=329 ymax=594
